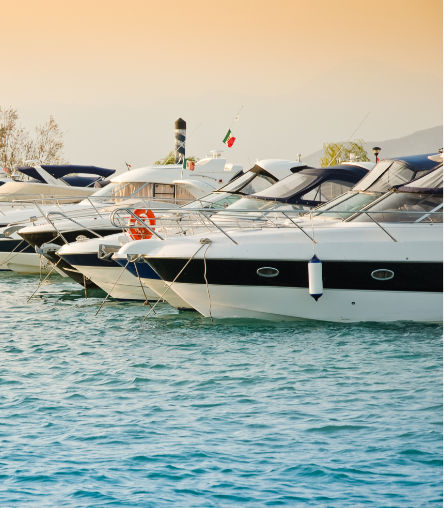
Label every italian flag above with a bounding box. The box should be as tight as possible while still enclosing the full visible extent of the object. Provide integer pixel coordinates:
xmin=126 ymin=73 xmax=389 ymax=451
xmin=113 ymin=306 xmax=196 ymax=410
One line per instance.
xmin=223 ymin=129 xmax=236 ymax=148
xmin=182 ymin=158 xmax=195 ymax=171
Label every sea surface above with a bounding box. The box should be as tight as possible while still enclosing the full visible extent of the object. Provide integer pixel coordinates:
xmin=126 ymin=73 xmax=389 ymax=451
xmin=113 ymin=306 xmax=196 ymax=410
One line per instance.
xmin=0 ymin=272 xmax=442 ymax=507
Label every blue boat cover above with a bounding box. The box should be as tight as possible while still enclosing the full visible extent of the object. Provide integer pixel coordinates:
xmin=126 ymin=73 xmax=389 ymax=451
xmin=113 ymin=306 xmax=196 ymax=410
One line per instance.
xmin=16 ymin=165 xmax=115 ymax=185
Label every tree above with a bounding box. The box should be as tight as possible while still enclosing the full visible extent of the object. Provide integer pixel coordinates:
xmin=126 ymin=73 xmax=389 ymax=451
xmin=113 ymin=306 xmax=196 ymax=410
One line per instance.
xmin=320 ymin=139 xmax=370 ymax=167
xmin=154 ymin=151 xmax=197 ymax=165
xmin=0 ymin=106 xmax=65 ymax=174
xmin=32 ymin=116 xmax=64 ymax=165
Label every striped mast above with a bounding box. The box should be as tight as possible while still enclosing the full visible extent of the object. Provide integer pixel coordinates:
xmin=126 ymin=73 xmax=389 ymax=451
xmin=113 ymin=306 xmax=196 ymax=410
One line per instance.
xmin=174 ymin=118 xmax=186 ymax=165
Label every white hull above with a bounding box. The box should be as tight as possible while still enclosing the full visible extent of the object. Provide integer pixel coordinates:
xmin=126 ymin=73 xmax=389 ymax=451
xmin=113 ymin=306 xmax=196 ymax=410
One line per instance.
xmin=0 ymin=251 xmax=51 ymax=274
xmin=169 ymin=283 xmax=443 ymax=322
xmin=139 ymin=277 xmax=193 ymax=309
xmin=70 ymin=263 xmax=159 ymax=300
xmin=142 ymin=222 xmax=443 ymax=322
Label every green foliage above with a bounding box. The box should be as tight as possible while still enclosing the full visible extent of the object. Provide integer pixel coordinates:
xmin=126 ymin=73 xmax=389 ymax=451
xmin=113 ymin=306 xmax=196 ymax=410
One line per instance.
xmin=320 ymin=139 xmax=370 ymax=167
xmin=154 ymin=151 xmax=176 ymax=165
xmin=154 ymin=151 xmax=197 ymax=165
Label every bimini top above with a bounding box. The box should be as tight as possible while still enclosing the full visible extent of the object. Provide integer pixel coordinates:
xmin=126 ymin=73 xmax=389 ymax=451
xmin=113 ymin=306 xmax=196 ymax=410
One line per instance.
xmin=217 ymin=159 xmax=311 ymax=195
xmin=17 ymin=165 xmax=115 ymax=187
xmin=353 ymin=153 xmax=441 ymax=193
xmin=398 ymin=164 xmax=443 ymax=194
xmin=248 ymin=164 xmax=369 ymax=206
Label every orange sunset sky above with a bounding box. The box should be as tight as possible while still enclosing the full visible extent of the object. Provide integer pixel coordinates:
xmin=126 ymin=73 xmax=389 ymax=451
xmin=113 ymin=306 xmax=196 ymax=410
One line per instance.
xmin=1 ymin=0 xmax=442 ymax=169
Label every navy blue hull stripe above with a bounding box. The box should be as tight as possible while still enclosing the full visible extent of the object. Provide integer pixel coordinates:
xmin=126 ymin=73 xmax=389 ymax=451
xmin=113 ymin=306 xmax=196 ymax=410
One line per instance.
xmin=61 ymin=253 xmax=160 ymax=280
xmin=146 ymin=258 xmax=443 ymax=292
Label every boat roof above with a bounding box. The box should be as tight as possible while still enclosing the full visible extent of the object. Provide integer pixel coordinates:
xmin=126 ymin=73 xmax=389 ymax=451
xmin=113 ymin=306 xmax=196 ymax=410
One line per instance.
xmin=251 ymin=159 xmax=310 ymax=180
xmin=353 ymin=153 xmax=441 ymax=192
xmin=17 ymin=164 xmax=115 ymax=183
xmin=111 ymin=158 xmax=242 ymax=184
xmin=249 ymin=164 xmax=368 ymax=204
xmin=398 ymin=164 xmax=443 ymax=194
xmin=217 ymin=159 xmax=310 ymax=194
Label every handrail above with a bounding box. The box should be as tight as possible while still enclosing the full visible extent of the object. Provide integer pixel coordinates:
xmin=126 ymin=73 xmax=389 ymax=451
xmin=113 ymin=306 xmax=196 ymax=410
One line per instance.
xmin=109 ymin=209 xmax=164 ymax=241
xmin=45 ymin=211 xmax=103 ymax=238
xmin=362 ymin=212 xmax=398 ymax=242
xmin=107 ymin=206 xmax=442 ymax=247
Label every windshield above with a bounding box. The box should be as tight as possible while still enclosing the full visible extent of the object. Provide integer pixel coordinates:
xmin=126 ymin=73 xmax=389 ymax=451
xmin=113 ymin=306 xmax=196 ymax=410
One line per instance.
xmin=216 ymin=196 xmax=310 ymax=216
xmin=80 ymin=181 xmax=152 ymax=205
xmin=222 ymin=197 xmax=279 ymax=212
xmin=353 ymin=160 xmax=416 ymax=192
xmin=182 ymin=192 xmax=242 ymax=210
xmin=311 ymin=191 xmax=379 ymax=219
xmin=218 ymin=172 xmax=276 ymax=194
xmin=351 ymin=192 xmax=443 ymax=223
xmin=254 ymin=172 xmax=318 ymax=200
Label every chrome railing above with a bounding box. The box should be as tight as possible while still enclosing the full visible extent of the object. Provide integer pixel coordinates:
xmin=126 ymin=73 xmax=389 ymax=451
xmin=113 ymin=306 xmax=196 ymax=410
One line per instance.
xmin=109 ymin=206 xmax=443 ymax=245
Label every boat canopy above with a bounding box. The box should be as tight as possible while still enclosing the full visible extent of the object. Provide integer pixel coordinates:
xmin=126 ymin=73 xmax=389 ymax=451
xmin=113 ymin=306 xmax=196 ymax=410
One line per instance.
xmin=398 ymin=164 xmax=443 ymax=194
xmin=353 ymin=154 xmax=440 ymax=193
xmin=217 ymin=160 xmax=310 ymax=195
xmin=17 ymin=165 xmax=115 ymax=186
xmin=248 ymin=164 xmax=369 ymax=205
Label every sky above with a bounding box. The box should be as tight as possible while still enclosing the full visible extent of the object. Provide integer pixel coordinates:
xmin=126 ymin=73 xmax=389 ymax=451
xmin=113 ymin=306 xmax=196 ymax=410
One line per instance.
xmin=0 ymin=0 xmax=442 ymax=170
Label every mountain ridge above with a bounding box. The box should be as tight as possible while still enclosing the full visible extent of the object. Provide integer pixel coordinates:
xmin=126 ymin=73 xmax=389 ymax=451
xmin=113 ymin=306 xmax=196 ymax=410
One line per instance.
xmin=302 ymin=125 xmax=443 ymax=166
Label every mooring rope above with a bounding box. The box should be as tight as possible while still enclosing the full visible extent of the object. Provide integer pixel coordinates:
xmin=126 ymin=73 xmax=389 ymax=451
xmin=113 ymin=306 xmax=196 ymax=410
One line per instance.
xmin=1 ymin=240 xmax=31 ymax=267
xmin=95 ymin=260 xmax=130 ymax=316
xmin=142 ymin=242 xmax=207 ymax=321
xmin=27 ymin=258 xmax=62 ymax=303
xmin=133 ymin=260 xmax=157 ymax=314
xmin=202 ymin=243 xmax=213 ymax=323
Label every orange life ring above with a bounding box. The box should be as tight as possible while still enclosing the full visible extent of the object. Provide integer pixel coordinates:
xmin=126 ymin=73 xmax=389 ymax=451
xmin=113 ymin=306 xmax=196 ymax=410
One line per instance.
xmin=128 ymin=209 xmax=156 ymax=240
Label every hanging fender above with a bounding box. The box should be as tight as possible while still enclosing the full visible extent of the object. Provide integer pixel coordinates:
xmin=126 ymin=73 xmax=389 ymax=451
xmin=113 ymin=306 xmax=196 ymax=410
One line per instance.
xmin=308 ymin=254 xmax=323 ymax=301
xmin=128 ymin=209 xmax=156 ymax=241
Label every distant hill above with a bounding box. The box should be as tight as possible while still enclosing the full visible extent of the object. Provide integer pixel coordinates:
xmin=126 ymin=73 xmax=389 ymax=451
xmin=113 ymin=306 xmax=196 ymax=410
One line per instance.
xmin=303 ymin=125 xmax=443 ymax=167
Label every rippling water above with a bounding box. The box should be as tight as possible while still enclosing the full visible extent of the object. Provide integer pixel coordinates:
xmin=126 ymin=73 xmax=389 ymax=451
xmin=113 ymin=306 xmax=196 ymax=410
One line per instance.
xmin=0 ymin=272 xmax=442 ymax=506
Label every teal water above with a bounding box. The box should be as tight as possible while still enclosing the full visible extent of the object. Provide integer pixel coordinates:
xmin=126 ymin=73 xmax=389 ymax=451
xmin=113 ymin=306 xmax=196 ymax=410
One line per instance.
xmin=0 ymin=272 xmax=442 ymax=506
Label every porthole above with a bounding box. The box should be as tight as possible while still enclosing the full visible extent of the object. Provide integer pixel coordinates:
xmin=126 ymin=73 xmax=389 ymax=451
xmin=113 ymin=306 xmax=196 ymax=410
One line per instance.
xmin=257 ymin=266 xmax=279 ymax=278
xmin=371 ymin=269 xmax=394 ymax=281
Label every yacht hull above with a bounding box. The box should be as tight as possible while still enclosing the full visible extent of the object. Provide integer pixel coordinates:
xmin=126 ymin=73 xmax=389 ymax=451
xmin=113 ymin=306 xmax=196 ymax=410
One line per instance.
xmin=0 ymin=252 xmax=50 ymax=274
xmin=0 ymin=238 xmax=51 ymax=273
xmin=143 ymin=223 xmax=443 ymax=322
xmin=59 ymin=254 xmax=159 ymax=301
xmin=19 ymin=228 xmax=118 ymax=287
xmin=166 ymin=282 xmax=443 ymax=322
xmin=137 ymin=276 xmax=193 ymax=309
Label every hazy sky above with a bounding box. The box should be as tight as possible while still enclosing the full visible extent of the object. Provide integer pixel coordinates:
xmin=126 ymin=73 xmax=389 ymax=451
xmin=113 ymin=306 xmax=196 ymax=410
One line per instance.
xmin=1 ymin=0 xmax=442 ymax=170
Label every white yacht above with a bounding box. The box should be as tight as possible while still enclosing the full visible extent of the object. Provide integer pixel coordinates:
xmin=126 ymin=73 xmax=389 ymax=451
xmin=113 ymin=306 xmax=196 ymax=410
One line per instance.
xmin=14 ymin=156 xmax=242 ymax=278
xmin=0 ymin=164 xmax=114 ymax=208
xmin=55 ymin=159 xmax=310 ymax=300
xmin=141 ymin=165 xmax=442 ymax=322
xmin=113 ymin=154 xmax=437 ymax=309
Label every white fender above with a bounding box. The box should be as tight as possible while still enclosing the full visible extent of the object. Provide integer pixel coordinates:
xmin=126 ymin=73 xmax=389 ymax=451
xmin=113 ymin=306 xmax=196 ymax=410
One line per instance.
xmin=308 ymin=255 xmax=323 ymax=301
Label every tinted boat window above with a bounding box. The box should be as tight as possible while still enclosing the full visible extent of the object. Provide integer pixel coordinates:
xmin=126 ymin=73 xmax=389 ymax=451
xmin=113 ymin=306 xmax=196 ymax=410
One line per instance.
xmin=352 ymin=192 xmax=443 ymax=223
xmin=301 ymin=180 xmax=354 ymax=202
xmin=183 ymin=192 xmax=241 ymax=209
xmin=253 ymin=173 xmax=318 ymax=200
xmin=218 ymin=173 xmax=276 ymax=194
xmin=221 ymin=197 xmax=278 ymax=212
xmin=354 ymin=160 xmax=415 ymax=192
xmin=85 ymin=182 xmax=151 ymax=203
xmin=311 ymin=192 xmax=378 ymax=219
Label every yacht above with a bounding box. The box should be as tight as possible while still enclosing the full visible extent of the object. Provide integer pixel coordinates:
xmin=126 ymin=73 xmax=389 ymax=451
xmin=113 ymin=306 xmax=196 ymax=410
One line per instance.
xmin=15 ymin=156 xmax=242 ymax=278
xmin=0 ymin=164 xmax=114 ymax=207
xmin=103 ymin=161 xmax=372 ymax=305
xmin=141 ymin=164 xmax=442 ymax=322
xmin=113 ymin=154 xmax=437 ymax=308
xmin=55 ymin=159 xmax=310 ymax=300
